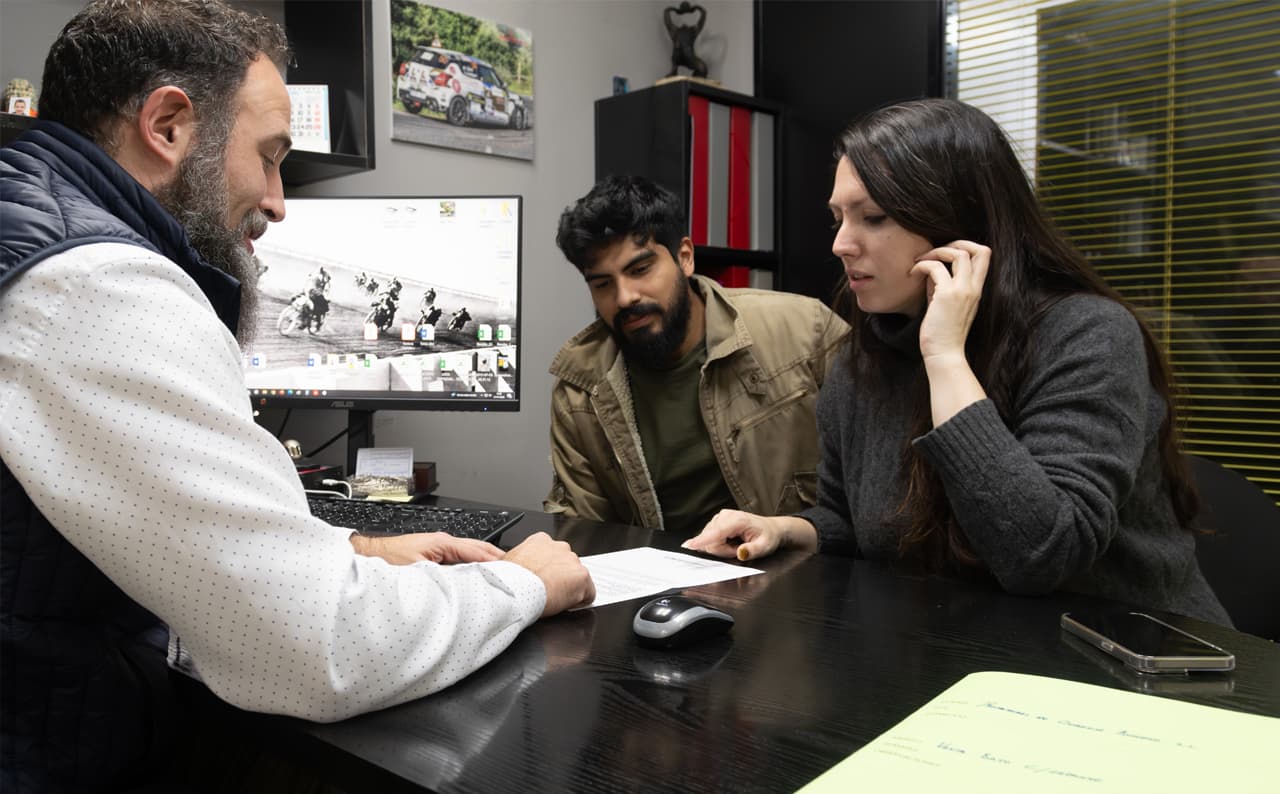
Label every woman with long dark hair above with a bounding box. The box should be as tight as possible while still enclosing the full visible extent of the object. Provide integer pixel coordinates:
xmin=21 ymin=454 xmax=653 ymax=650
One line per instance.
xmin=684 ymin=98 xmax=1228 ymax=624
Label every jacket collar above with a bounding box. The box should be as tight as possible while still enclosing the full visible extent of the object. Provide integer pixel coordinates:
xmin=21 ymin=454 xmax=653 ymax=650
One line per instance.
xmin=4 ymin=121 xmax=242 ymax=334
xmin=549 ymin=274 xmax=753 ymax=392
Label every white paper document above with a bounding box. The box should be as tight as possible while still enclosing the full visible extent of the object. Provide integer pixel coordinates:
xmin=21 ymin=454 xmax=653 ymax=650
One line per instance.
xmin=577 ymin=546 xmax=763 ymax=609
xmin=800 ymin=671 xmax=1280 ymax=793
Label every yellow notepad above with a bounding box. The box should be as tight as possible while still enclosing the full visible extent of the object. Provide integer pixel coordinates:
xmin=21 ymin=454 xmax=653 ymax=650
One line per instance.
xmin=801 ymin=671 xmax=1278 ymax=793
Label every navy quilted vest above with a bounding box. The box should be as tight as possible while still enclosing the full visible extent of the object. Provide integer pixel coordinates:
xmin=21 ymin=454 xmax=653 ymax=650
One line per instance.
xmin=1 ymin=122 xmax=241 ymax=792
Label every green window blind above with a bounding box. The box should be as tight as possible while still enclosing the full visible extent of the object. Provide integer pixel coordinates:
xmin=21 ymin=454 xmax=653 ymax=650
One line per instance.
xmin=950 ymin=0 xmax=1280 ymax=503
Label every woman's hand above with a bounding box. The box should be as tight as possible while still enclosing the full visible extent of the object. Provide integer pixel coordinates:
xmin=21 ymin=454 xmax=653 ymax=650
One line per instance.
xmin=911 ymin=240 xmax=990 ymax=427
xmin=350 ymin=532 xmax=505 ymax=565
xmin=682 ymin=510 xmax=818 ymax=562
xmin=911 ymin=240 xmax=991 ymax=364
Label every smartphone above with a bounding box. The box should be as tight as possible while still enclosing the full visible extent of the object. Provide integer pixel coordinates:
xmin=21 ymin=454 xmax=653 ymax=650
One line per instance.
xmin=1060 ymin=610 xmax=1235 ymax=674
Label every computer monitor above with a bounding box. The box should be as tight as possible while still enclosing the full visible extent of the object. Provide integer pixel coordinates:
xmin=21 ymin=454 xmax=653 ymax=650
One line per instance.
xmin=242 ymin=195 xmax=521 ymax=413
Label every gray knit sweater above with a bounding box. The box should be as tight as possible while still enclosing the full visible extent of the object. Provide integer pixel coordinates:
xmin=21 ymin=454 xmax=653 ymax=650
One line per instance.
xmin=800 ymin=294 xmax=1231 ymax=625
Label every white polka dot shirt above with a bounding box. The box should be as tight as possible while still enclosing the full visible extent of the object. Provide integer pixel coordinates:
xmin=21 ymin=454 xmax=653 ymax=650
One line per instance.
xmin=0 ymin=242 xmax=546 ymax=722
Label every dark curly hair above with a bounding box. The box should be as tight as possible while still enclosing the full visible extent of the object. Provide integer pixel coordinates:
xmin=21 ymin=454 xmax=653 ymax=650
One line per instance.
xmin=556 ymin=175 xmax=685 ymax=272
xmin=39 ymin=0 xmax=289 ymax=151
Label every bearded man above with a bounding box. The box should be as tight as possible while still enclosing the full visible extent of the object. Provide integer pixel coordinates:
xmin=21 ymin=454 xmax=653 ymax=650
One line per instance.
xmin=0 ymin=2 xmax=591 ymax=790
xmin=546 ymin=175 xmax=849 ymax=536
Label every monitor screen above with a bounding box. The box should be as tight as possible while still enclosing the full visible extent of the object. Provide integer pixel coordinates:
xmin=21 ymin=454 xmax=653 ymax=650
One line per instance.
xmin=242 ymin=196 xmax=521 ymax=411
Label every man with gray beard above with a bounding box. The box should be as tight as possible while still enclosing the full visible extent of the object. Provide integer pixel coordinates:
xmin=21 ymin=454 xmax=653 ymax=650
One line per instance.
xmin=0 ymin=2 xmax=591 ymax=790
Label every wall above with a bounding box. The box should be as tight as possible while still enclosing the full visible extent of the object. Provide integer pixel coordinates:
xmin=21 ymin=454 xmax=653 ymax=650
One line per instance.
xmin=0 ymin=0 xmax=754 ymax=511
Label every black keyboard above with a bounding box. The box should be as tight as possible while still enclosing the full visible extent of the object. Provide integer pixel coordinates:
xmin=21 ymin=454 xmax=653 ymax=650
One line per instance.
xmin=307 ymin=495 xmax=523 ymax=542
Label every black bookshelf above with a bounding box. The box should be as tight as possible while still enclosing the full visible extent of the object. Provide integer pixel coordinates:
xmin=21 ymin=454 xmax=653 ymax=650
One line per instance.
xmin=595 ymin=80 xmax=784 ymax=288
xmin=277 ymin=0 xmax=375 ymax=186
xmin=2 ymin=2 xmax=375 ymax=186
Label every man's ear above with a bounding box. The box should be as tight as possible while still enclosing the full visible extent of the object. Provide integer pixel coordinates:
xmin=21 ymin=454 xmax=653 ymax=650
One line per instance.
xmin=677 ymin=236 xmax=696 ymax=277
xmin=123 ymin=86 xmax=196 ymax=186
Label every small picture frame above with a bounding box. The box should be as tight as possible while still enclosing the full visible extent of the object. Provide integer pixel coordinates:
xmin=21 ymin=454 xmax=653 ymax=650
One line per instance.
xmin=7 ymin=96 xmax=34 ymax=116
xmin=612 ymin=75 xmax=629 ymax=96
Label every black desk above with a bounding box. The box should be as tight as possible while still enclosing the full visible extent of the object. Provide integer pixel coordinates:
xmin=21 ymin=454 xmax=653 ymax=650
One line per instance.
xmin=189 ymin=507 xmax=1280 ymax=793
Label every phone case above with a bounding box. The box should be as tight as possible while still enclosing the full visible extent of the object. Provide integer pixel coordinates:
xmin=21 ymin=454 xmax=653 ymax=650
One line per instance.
xmin=1060 ymin=611 xmax=1235 ymax=674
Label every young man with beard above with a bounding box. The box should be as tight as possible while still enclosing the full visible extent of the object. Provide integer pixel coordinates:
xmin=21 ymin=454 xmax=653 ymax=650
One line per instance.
xmin=546 ymin=176 xmax=849 ymax=536
xmin=0 ymin=1 xmax=592 ymax=790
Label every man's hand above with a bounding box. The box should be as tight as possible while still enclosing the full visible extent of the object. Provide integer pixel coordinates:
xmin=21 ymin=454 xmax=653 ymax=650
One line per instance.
xmin=350 ymin=532 xmax=504 ymax=565
xmin=503 ymin=532 xmax=595 ymax=617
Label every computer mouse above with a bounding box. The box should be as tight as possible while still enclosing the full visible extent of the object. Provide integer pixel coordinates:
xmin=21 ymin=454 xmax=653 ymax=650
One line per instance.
xmin=633 ymin=594 xmax=733 ymax=649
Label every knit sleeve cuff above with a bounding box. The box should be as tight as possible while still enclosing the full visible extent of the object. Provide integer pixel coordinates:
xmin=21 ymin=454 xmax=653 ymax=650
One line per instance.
xmin=796 ymin=506 xmax=859 ymax=557
xmin=913 ymin=398 xmax=1017 ymax=482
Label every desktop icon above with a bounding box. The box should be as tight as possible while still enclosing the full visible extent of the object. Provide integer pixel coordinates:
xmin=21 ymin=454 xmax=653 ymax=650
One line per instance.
xmin=497 ymin=324 xmax=512 ymax=342
xmin=418 ymin=325 xmax=435 ymax=342
xmin=327 ymin=353 xmax=341 ymax=367
xmin=250 ymin=353 xmax=267 ymax=368
xmin=306 ymin=353 xmax=321 ymax=367
xmin=400 ymin=324 xmax=416 ymax=342
xmin=477 ymin=323 xmax=493 ymax=342
xmin=363 ymin=323 xmax=379 ymax=341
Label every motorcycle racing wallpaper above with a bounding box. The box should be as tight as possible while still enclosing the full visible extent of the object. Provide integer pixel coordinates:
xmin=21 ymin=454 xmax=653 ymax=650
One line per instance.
xmin=242 ymin=197 xmax=520 ymax=405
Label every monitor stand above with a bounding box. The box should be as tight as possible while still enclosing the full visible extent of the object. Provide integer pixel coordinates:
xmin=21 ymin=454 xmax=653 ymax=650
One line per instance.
xmin=346 ymin=409 xmax=374 ymax=476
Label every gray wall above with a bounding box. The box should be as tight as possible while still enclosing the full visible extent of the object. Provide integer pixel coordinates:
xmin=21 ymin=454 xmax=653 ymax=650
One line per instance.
xmin=0 ymin=0 xmax=755 ymax=511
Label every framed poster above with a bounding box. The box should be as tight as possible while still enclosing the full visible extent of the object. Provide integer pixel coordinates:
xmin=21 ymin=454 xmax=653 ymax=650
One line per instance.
xmin=390 ymin=1 xmax=533 ymax=161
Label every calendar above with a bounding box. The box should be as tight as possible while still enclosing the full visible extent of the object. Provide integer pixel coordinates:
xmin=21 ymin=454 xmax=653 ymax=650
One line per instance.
xmin=287 ymin=84 xmax=330 ymax=154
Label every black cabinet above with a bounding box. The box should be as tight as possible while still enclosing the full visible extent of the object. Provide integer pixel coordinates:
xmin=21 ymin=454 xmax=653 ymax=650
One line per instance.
xmin=753 ymin=0 xmax=944 ymax=302
xmin=276 ymin=0 xmax=375 ymax=186
xmin=595 ymin=81 xmax=783 ymax=288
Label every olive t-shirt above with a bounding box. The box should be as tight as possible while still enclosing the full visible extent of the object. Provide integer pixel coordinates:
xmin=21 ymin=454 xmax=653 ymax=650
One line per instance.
xmin=627 ymin=342 xmax=735 ymax=535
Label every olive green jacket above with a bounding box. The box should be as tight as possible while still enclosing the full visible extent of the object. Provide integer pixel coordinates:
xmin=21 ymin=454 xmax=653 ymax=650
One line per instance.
xmin=544 ymin=275 xmax=850 ymax=530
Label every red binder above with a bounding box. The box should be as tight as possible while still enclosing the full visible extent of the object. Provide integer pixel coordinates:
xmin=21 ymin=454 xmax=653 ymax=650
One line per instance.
xmin=727 ymin=105 xmax=753 ymax=249
xmin=687 ymin=95 xmax=710 ymax=245
xmin=702 ymin=264 xmax=751 ymax=287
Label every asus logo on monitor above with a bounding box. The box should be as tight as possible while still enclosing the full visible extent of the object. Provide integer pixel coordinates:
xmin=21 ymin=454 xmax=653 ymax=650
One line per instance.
xmin=331 ymin=400 xmax=356 ymax=408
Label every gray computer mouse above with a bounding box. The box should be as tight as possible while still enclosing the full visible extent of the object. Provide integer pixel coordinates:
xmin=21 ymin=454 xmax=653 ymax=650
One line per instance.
xmin=633 ymin=594 xmax=733 ymax=649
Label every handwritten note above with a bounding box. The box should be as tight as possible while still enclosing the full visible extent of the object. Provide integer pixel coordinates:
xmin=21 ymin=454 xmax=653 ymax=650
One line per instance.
xmin=800 ymin=671 xmax=1278 ymax=793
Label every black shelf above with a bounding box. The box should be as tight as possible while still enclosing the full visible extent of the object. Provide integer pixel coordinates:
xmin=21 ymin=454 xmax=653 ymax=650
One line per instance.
xmin=694 ymin=246 xmax=777 ymax=268
xmin=595 ymin=81 xmax=784 ymax=288
xmin=281 ymin=149 xmax=373 ymax=186
xmin=2 ymin=2 xmax=375 ymax=187
xmin=277 ymin=0 xmax=375 ymax=186
xmin=0 ymin=112 xmax=36 ymax=146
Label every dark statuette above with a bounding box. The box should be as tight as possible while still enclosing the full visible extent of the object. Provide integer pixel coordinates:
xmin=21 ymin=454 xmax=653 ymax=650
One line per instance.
xmin=665 ymin=2 xmax=708 ymax=79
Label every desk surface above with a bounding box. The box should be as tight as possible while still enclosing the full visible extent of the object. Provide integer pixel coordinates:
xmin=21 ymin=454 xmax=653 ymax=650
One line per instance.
xmin=201 ymin=505 xmax=1280 ymax=793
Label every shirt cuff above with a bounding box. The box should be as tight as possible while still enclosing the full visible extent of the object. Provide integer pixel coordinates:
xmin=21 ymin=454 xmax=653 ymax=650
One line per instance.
xmin=478 ymin=560 xmax=546 ymax=626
